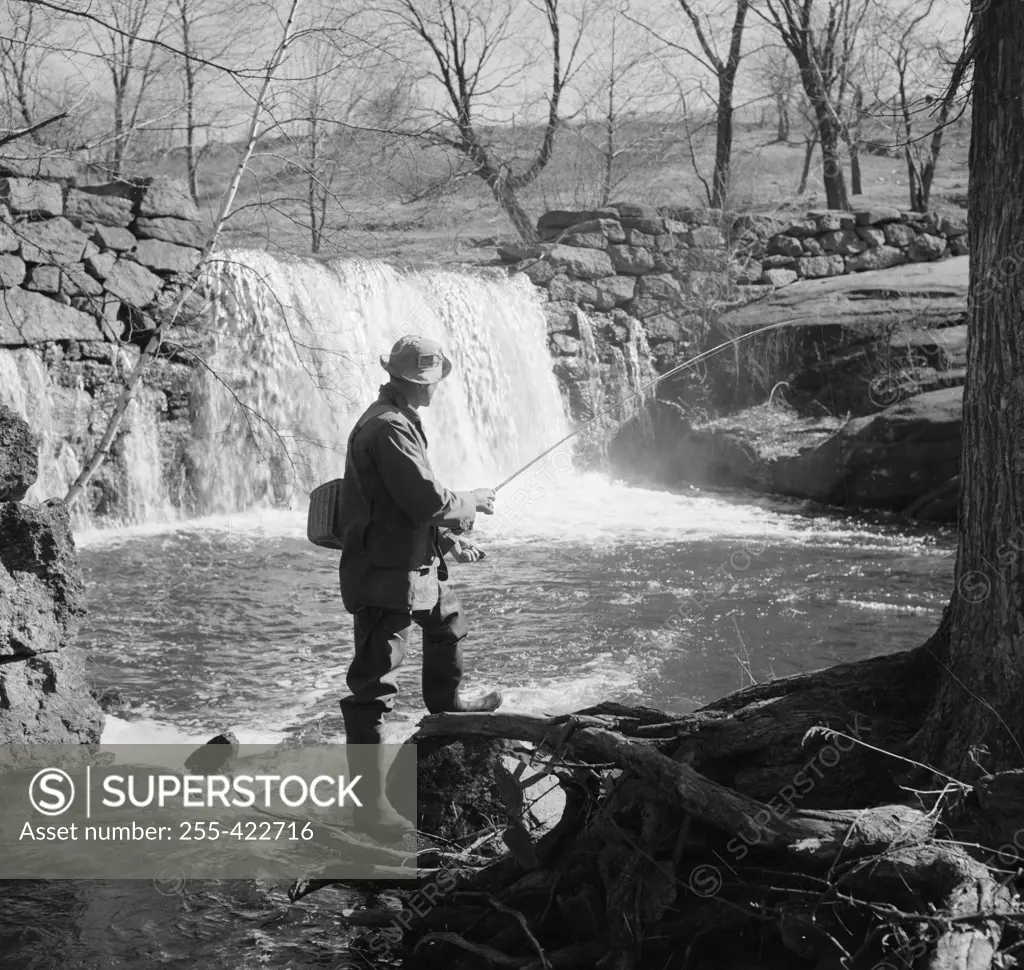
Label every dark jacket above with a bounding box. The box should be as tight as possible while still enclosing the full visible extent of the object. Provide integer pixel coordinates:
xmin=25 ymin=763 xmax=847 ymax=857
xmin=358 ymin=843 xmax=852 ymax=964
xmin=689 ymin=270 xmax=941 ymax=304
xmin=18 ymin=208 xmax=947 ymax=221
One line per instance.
xmin=338 ymin=384 xmax=476 ymax=613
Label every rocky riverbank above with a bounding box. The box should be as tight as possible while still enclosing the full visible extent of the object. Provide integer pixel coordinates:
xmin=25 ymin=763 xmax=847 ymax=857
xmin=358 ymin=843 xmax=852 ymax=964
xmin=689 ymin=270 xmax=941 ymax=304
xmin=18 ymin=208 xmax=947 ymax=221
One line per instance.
xmin=0 ymin=403 xmax=102 ymax=743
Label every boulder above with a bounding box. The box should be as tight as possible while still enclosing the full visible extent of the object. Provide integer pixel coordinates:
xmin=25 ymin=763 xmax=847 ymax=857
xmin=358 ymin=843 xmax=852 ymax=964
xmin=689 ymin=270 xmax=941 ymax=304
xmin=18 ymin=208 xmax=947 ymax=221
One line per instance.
xmin=809 ymin=210 xmax=857 ymax=231
xmin=762 ymin=254 xmax=797 ymax=269
xmin=497 ymin=242 xmax=541 ymax=262
xmin=543 ymin=301 xmax=579 ymax=334
xmin=785 ymin=218 xmax=820 ymax=238
xmin=607 ymin=244 xmax=657 ymax=275
xmin=762 ymin=267 xmax=798 ymax=287
xmin=621 ymin=217 xmax=666 ymax=236
xmin=548 ymin=275 xmax=598 ymax=305
xmin=0 ymin=224 xmax=18 ymax=252
xmin=514 ymin=258 xmax=556 ymax=285
xmin=563 ymin=231 xmax=609 ymax=250
xmin=855 ymin=206 xmax=902 ymax=226
xmin=820 ymin=229 xmax=868 ymax=255
xmin=546 ymin=243 xmax=615 ymax=279
xmin=0 ymin=254 xmax=26 ymax=288
xmin=802 ymin=237 xmax=825 ymax=256
xmin=767 ymin=234 xmax=803 ymax=258
xmin=636 ymin=273 xmax=682 ymax=301
xmin=132 ymin=216 xmax=204 ymax=248
xmin=951 ymin=236 xmax=969 ymax=256
xmin=644 ymin=314 xmax=688 ymax=342
xmin=771 ymin=386 xmax=961 ymax=514
xmin=537 ymin=209 xmax=617 ymax=232
xmin=139 ymin=179 xmax=200 ymax=221
xmin=0 ymin=152 xmax=77 ymax=181
xmin=907 ymin=233 xmax=946 ymax=261
xmin=628 ymin=297 xmax=667 ymax=320
xmin=0 ymin=288 xmax=100 ymax=345
xmin=0 ymin=178 xmax=62 ymax=217
xmin=0 ymin=404 xmax=38 ymax=502
xmin=0 ymin=649 xmax=103 ymax=744
xmin=686 ymin=226 xmax=725 ymax=249
xmin=85 ymin=251 xmax=116 ymax=280
xmin=611 ymin=202 xmax=661 ymax=222
xmin=61 ymin=262 xmax=104 ymax=298
xmin=594 ymin=275 xmax=635 ymax=309
xmin=65 ymin=189 xmax=134 ymax=228
xmin=564 ymin=218 xmax=625 ymax=244
xmin=25 ymin=265 xmax=59 ymax=293
xmin=939 ymin=214 xmax=968 ymax=237
xmin=0 ymin=499 xmax=87 ymax=658
xmin=797 ymin=255 xmax=845 ymax=278
xmin=846 ymin=245 xmax=909 ymax=272
xmin=732 ymin=257 xmax=763 ymax=284
xmin=133 ymin=238 xmax=201 ymax=274
xmin=625 ymin=228 xmax=660 ymax=248
xmin=103 ymin=257 xmax=162 ymax=307
xmin=883 ymin=223 xmax=916 ymax=248
xmin=19 ymin=217 xmax=89 ymax=265
xmin=92 ymin=225 xmax=136 ymax=252
xmin=550 ymin=333 xmax=582 ymax=355
xmin=856 ymin=227 xmax=886 ymax=248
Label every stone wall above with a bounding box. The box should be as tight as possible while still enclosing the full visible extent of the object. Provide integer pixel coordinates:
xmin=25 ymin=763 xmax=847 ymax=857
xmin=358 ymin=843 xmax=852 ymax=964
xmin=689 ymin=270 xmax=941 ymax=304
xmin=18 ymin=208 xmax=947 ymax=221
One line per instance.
xmin=0 ymin=403 xmax=103 ymax=743
xmin=497 ymin=202 xmax=969 ymax=418
xmin=0 ymin=166 xmax=206 ymax=524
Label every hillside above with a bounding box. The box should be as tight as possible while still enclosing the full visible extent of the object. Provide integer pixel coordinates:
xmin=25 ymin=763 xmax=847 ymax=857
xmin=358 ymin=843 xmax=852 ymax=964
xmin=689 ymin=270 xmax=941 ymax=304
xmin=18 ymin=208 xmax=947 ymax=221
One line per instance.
xmin=133 ymin=114 xmax=972 ymax=268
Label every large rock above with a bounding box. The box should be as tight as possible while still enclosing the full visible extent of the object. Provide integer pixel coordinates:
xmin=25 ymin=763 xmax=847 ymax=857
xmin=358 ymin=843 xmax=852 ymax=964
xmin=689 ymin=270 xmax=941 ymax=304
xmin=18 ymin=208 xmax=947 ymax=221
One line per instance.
xmin=563 ymin=218 xmax=625 ymax=244
xmin=0 ymin=178 xmax=62 ymax=217
xmin=846 ymin=245 xmax=909 ymax=272
xmin=0 ymin=288 xmax=101 ymax=344
xmin=810 ymin=210 xmax=857 ymax=231
xmin=0 ymin=404 xmax=37 ymax=502
xmin=19 ymin=217 xmax=90 ymax=265
xmin=0 ymin=649 xmax=103 ymax=743
xmin=133 ymin=238 xmax=201 ymax=274
xmin=771 ymin=387 xmax=961 ymax=514
xmin=908 ymin=233 xmax=946 ymax=261
xmin=855 ymin=206 xmax=902 ymax=226
xmin=133 ymin=216 xmax=204 ymax=248
xmin=608 ymin=244 xmax=657 ymax=275
xmin=0 ymin=254 xmax=26 ymax=287
xmin=65 ymin=189 xmax=134 ymax=228
xmin=636 ymin=273 xmax=682 ymax=301
xmin=0 ymin=499 xmax=87 ymax=657
xmin=139 ymin=179 xmax=200 ymax=221
xmin=548 ymin=274 xmax=598 ymax=304
xmin=820 ymin=229 xmax=868 ymax=255
xmin=92 ymin=225 xmax=137 ymax=252
xmin=594 ymin=275 xmax=635 ymax=309
xmin=686 ymin=226 xmax=725 ymax=249
xmin=767 ymin=234 xmax=803 ymax=258
xmin=103 ymin=257 xmax=162 ymax=307
xmin=883 ymin=223 xmax=916 ymax=248
xmin=546 ymin=243 xmax=615 ymax=279
xmin=797 ymin=255 xmax=845 ymax=278
xmin=762 ymin=267 xmax=798 ymax=287
xmin=537 ymin=209 xmax=618 ymax=232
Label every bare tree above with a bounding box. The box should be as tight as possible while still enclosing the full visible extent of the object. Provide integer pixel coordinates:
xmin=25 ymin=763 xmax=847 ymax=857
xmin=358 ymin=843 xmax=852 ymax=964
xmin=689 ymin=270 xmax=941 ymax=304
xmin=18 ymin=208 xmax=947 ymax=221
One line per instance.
xmin=752 ymin=43 xmax=800 ymax=143
xmin=873 ymin=0 xmax=967 ymax=212
xmin=760 ymin=0 xmax=871 ymax=210
xmin=88 ymin=0 xmax=173 ymax=175
xmin=629 ymin=0 xmax=751 ymax=209
xmin=379 ymin=0 xmax=586 ymax=244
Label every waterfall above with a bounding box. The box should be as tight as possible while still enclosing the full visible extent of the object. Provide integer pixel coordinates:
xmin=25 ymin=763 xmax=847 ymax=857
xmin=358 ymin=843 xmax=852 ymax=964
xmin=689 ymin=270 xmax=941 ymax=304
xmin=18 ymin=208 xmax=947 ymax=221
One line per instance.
xmin=188 ymin=251 xmax=570 ymax=512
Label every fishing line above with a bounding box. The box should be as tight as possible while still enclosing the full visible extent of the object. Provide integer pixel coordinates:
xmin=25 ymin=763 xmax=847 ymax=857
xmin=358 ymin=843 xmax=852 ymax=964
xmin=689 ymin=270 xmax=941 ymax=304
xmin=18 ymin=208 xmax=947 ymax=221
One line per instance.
xmin=492 ymin=316 xmax=804 ymax=494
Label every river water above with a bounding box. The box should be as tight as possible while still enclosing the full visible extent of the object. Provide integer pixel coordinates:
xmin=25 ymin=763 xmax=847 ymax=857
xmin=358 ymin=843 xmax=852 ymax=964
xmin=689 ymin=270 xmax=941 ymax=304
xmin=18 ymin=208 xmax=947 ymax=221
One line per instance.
xmin=0 ymin=252 xmax=956 ymax=968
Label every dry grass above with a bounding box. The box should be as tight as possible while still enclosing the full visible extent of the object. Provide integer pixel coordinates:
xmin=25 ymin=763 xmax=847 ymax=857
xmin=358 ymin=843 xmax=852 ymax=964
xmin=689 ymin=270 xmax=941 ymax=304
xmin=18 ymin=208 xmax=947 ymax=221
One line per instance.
xmin=135 ymin=115 xmax=972 ymax=266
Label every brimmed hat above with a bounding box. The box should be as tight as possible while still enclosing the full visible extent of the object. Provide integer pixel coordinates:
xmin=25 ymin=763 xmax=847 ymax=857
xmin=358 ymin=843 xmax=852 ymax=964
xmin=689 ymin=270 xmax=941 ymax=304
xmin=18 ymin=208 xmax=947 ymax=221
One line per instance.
xmin=380 ymin=334 xmax=452 ymax=384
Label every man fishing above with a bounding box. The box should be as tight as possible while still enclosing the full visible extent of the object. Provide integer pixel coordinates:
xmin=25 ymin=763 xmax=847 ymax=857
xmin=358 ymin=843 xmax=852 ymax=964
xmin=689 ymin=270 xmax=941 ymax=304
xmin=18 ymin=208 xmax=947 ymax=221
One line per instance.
xmin=338 ymin=334 xmax=503 ymax=840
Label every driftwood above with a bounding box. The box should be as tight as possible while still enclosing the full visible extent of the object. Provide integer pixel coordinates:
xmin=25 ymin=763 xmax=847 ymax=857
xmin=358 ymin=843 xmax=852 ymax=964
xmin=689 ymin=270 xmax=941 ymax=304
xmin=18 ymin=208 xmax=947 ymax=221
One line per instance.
xmin=300 ymin=653 xmax=1023 ymax=970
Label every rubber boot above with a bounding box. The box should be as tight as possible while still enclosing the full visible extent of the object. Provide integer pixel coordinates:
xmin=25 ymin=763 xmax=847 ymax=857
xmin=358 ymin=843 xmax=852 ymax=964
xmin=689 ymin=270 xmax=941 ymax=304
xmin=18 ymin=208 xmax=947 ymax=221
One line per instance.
xmin=425 ymin=689 xmax=503 ymax=714
xmin=342 ymin=714 xmax=415 ymax=843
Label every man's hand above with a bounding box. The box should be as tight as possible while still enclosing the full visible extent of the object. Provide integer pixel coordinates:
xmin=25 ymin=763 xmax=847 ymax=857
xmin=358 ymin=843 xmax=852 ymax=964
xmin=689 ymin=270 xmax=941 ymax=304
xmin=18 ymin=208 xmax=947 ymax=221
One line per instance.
xmin=450 ymin=536 xmax=486 ymax=563
xmin=472 ymin=488 xmax=496 ymax=514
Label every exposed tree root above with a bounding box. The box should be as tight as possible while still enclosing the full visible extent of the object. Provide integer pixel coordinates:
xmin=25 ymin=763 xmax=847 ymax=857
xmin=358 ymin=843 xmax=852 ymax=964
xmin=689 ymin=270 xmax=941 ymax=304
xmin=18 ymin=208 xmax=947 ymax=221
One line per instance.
xmin=306 ymin=649 xmax=1022 ymax=970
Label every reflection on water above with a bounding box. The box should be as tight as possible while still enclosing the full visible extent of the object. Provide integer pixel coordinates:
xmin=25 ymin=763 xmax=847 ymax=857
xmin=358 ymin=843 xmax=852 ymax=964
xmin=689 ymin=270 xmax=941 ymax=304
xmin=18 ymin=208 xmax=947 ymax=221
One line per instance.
xmin=0 ymin=479 xmax=955 ymax=968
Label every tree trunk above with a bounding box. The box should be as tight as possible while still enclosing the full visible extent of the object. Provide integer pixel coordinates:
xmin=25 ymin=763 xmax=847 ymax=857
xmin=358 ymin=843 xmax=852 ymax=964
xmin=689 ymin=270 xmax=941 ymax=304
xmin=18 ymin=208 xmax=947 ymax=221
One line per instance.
xmin=848 ymin=139 xmax=862 ymax=196
xmin=798 ymin=135 xmax=817 ymax=195
xmin=818 ymin=113 xmax=849 ymax=210
xmin=489 ymin=178 xmax=538 ymax=244
xmin=916 ymin=0 xmax=1024 ymax=781
xmin=776 ymin=98 xmax=790 ymax=142
xmin=711 ymin=74 xmax=734 ymax=209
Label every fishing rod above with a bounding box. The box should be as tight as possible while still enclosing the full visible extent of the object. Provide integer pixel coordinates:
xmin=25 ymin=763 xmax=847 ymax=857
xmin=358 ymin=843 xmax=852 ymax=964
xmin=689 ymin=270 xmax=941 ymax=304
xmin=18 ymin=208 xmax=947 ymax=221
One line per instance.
xmin=492 ymin=316 xmax=803 ymax=495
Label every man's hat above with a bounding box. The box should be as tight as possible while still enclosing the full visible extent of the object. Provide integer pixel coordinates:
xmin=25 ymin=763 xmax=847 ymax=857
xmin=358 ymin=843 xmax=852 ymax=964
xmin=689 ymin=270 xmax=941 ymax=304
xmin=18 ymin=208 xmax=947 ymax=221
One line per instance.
xmin=380 ymin=334 xmax=452 ymax=384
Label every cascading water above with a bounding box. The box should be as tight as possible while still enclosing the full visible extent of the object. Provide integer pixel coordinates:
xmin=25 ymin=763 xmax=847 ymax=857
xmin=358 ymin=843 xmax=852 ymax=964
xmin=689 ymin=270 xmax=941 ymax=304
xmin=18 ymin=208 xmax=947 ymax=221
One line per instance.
xmin=190 ymin=251 xmax=571 ymax=512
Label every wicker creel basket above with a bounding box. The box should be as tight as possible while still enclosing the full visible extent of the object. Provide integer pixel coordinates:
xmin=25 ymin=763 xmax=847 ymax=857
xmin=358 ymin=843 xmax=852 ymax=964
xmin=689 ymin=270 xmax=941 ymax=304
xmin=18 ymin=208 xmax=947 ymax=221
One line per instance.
xmin=307 ymin=478 xmax=345 ymax=549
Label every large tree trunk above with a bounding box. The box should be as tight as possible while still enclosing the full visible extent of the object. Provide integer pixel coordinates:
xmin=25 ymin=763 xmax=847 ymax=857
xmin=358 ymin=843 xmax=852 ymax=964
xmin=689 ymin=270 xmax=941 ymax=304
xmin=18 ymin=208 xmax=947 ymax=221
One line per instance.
xmin=817 ymin=111 xmax=849 ymax=210
xmin=916 ymin=0 xmax=1024 ymax=781
xmin=797 ymin=135 xmax=817 ymax=194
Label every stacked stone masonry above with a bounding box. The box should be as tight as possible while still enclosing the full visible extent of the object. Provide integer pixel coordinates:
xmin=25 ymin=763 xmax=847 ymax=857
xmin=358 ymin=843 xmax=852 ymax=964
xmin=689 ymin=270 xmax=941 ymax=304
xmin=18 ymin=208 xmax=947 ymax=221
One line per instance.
xmin=497 ymin=202 xmax=968 ymax=376
xmin=0 ymin=161 xmax=206 ymax=522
